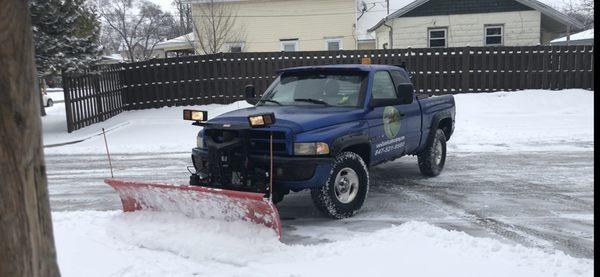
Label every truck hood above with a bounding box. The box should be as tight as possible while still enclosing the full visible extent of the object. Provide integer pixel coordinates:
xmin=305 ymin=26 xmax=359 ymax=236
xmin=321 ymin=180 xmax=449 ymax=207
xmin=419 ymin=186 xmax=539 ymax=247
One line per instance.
xmin=208 ymin=106 xmax=365 ymax=134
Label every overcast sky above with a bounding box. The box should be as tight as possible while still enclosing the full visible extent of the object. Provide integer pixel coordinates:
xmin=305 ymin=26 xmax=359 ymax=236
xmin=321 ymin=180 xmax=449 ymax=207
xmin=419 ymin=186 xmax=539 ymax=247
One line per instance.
xmin=150 ymin=0 xmax=575 ymax=15
xmin=150 ymin=0 xmax=177 ymax=14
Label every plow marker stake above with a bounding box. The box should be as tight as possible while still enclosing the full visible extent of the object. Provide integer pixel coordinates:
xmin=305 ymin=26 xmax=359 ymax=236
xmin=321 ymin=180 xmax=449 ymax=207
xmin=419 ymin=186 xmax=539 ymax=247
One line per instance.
xmin=105 ymin=179 xmax=282 ymax=239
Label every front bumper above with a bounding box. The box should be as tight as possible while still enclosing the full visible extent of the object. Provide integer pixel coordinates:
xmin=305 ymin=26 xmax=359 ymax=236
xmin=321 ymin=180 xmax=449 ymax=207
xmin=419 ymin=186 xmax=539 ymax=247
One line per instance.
xmin=192 ymin=148 xmax=333 ymax=191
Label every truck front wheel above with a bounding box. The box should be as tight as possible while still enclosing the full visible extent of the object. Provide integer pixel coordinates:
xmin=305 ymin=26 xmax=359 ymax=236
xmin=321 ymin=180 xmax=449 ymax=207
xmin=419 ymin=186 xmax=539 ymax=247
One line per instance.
xmin=418 ymin=129 xmax=447 ymax=176
xmin=311 ymin=152 xmax=369 ymax=219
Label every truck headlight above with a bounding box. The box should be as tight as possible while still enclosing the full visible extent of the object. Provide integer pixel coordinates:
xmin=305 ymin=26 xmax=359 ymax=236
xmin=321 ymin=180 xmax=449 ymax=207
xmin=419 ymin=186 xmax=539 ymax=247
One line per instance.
xmin=196 ymin=134 xmax=204 ymax=148
xmin=294 ymin=142 xmax=330 ymax=155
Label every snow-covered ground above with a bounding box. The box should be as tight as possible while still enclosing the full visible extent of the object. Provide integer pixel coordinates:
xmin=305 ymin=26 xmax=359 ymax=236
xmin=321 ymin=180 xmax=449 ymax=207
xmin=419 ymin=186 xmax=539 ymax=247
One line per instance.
xmin=450 ymin=89 xmax=594 ymax=152
xmin=43 ymin=89 xmax=593 ymax=153
xmin=45 ymin=89 xmax=594 ymax=276
xmin=42 ymin=101 xmax=251 ymax=151
xmin=54 ymin=211 xmax=592 ymax=277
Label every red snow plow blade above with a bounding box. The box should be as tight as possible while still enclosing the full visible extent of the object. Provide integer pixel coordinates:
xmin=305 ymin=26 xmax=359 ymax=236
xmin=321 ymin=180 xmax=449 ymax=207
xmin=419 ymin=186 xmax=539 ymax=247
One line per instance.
xmin=105 ymin=179 xmax=282 ymax=238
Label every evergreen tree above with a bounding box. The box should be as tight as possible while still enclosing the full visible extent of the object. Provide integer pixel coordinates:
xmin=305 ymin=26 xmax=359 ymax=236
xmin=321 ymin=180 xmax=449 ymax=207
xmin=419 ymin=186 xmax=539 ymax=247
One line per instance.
xmin=30 ymin=0 xmax=101 ymax=76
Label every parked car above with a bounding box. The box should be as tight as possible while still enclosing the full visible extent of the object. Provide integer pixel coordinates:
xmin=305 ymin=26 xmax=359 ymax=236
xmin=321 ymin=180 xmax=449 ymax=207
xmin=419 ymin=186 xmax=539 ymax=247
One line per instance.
xmin=189 ymin=64 xmax=456 ymax=218
xmin=42 ymin=92 xmax=53 ymax=107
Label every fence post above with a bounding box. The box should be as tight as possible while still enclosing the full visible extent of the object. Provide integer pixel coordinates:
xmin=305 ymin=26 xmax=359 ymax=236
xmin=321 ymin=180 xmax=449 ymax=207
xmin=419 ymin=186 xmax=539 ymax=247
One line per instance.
xmin=61 ymin=72 xmax=75 ymax=133
xmin=94 ymin=73 xmax=104 ymax=122
xmin=461 ymin=46 xmax=471 ymax=93
xmin=120 ymin=64 xmax=129 ymax=110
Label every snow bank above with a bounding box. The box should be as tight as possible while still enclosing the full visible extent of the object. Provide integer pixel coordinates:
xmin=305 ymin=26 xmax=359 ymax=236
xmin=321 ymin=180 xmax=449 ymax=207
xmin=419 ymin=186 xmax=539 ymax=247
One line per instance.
xmin=53 ymin=211 xmax=592 ymax=277
xmin=43 ymin=90 xmax=593 ymax=154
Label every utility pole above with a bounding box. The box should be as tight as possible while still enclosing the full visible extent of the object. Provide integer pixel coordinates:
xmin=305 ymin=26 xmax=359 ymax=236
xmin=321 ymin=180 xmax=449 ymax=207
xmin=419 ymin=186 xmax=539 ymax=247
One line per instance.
xmin=179 ymin=1 xmax=185 ymax=34
xmin=387 ymin=0 xmax=390 ymax=15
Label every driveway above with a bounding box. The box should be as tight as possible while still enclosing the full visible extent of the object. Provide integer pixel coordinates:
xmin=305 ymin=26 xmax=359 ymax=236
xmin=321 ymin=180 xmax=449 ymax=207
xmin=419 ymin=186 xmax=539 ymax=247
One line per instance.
xmin=46 ymin=150 xmax=594 ymax=258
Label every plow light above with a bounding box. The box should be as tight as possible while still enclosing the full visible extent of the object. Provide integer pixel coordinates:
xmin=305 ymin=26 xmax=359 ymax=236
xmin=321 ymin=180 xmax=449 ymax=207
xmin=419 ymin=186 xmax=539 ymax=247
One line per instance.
xmin=183 ymin=110 xmax=208 ymax=122
xmin=248 ymin=113 xmax=276 ymax=128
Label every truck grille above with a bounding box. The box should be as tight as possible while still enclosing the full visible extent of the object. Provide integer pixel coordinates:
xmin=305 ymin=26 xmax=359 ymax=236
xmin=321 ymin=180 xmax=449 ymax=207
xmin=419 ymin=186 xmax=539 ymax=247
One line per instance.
xmin=204 ymin=129 xmax=289 ymax=155
xmin=249 ymin=130 xmax=288 ymax=155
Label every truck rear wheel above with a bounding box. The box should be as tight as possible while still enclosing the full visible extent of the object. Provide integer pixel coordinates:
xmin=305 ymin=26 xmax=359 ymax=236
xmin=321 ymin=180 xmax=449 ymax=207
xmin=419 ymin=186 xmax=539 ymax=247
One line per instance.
xmin=311 ymin=152 xmax=369 ymax=219
xmin=418 ymin=129 xmax=447 ymax=176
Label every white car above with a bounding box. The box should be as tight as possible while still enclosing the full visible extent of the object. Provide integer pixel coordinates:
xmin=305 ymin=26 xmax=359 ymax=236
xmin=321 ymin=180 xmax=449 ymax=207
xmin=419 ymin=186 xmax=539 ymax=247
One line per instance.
xmin=42 ymin=93 xmax=53 ymax=107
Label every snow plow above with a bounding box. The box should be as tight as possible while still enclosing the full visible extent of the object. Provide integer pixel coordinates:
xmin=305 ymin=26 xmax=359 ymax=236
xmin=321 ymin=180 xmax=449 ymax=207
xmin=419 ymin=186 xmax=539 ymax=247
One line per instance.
xmin=105 ymin=179 xmax=282 ymax=237
xmin=106 ymin=109 xmax=283 ymax=238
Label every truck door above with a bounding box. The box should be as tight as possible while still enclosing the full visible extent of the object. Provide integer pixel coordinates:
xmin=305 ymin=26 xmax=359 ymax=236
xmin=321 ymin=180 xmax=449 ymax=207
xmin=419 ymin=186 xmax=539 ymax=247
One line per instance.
xmin=366 ymin=70 xmax=410 ymax=164
xmin=390 ymin=70 xmax=422 ymax=154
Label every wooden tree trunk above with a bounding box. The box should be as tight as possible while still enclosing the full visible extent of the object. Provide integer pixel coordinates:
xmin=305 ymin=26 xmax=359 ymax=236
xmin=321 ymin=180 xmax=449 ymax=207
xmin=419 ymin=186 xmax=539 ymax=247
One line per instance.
xmin=0 ymin=0 xmax=61 ymax=276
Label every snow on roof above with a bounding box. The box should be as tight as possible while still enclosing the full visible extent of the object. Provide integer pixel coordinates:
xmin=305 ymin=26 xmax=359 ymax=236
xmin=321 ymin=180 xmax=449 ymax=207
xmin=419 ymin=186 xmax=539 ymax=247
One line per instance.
xmin=101 ymin=54 xmax=123 ymax=61
xmin=154 ymin=32 xmax=196 ymax=50
xmin=551 ymin=28 xmax=594 ymax=43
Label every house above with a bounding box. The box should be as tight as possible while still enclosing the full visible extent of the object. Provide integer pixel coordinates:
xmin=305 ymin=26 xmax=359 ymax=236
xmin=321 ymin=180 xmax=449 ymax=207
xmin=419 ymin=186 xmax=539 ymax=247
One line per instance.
xmin=188 ymin=0 xmax=360 ymax=53
xmin=368 ymin=0 xmax=584 ymax=49
xmin=550 ymin=28 xmax=594 ymax=46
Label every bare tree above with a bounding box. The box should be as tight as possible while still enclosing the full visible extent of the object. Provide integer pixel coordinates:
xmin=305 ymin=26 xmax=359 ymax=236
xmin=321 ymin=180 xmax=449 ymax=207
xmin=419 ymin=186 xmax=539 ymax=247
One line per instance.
xmin=191 ymin=0 xmax=246 ymax=54
xmin=96 ymin=0 xmax=176 ymax=61
xmin=0 ymin=0 xmax=60 ymax=276
xmin=561 ymin=0 xmax=594 ymax=30
xmin=99 ymin=23 xmax=122 ymax=55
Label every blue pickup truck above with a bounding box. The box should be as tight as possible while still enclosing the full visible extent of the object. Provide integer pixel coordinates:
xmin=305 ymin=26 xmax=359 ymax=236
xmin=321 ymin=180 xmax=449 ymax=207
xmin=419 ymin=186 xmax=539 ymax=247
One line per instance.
xmin=190 ymin=64 xmax=455 ymax=219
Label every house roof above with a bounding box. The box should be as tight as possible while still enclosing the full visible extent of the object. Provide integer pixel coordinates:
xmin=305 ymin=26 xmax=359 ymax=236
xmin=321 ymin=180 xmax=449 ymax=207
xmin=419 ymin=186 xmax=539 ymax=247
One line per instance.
xmin=367 ymin=0 xmax=584 ymax=32
xmin=550 ymin=28 xmax=594 ymax=43
xmin=101 ymin=54 xmax=124 ymax=61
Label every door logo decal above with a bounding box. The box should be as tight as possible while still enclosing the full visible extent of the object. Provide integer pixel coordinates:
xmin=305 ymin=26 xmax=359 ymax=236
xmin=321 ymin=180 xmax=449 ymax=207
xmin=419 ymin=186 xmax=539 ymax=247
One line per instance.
xmin=383 ymin=106 xmax=401 ymax=139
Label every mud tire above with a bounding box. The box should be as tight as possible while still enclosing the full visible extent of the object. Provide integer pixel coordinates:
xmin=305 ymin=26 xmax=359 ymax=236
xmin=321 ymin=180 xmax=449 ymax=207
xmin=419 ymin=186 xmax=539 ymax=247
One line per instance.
xmin=417 ymin=129 xmax=447 ymax=177
xmin=310 ymin=152 xmax=369 ymax=219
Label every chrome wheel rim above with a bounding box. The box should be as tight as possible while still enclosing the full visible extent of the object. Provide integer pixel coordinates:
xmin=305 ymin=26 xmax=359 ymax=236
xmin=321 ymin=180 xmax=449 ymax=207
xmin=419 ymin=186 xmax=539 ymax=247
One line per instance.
xmin=434 ymin=139 xmax=443 ymax=165
xmin=334 ymin=167 xmax=359 ymax=204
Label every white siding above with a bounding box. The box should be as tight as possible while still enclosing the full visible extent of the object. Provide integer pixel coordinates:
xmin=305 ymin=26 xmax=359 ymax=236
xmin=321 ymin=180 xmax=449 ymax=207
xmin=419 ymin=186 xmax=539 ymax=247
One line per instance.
xmin=192 ymin=0 xmax=357 ymax=53
xmin=376 ymin=10 xmax=542 ymax=48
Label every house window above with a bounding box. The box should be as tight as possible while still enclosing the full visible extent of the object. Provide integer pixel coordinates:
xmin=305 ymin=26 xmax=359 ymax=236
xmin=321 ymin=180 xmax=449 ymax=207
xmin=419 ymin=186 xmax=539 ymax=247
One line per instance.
xmin=280 ymin=39 xmax=298 ymax=52
xmin=485 ymin=25 xmax=504 ymax=46
xmin=428 ymin=28 xmax=447 ymax=48
xmin=226 ymin=42 xmax=244 ymax=53
xmin=325 ymin=38 xmax=343 ymax=51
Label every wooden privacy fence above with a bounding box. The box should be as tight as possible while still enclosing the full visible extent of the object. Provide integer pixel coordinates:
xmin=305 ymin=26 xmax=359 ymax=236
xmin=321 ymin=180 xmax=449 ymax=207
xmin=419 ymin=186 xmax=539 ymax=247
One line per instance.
xmin=62 ymin=64 xmax=124 ymax=132
xmin=63 ymin=45 xmax=594 ymax=132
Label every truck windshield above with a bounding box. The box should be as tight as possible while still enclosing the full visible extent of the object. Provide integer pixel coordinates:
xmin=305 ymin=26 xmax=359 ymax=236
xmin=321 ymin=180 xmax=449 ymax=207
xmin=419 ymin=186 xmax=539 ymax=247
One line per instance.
xmin=258 ymin=72 xmax=366 ymax=107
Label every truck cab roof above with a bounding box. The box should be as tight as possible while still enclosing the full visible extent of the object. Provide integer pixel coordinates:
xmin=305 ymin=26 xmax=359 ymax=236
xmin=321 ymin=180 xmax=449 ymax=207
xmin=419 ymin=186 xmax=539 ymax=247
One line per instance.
xmin=279 ymin=64 xmax=406 ymax=74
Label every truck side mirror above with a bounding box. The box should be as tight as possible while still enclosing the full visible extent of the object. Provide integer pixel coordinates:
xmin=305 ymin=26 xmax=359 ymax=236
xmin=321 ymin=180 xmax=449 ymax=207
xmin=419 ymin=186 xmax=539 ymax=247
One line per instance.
xmin=396 ymin=84 xmax=414 ymax=105
xmin=244 ymin=85 xmax=258 ymax=105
